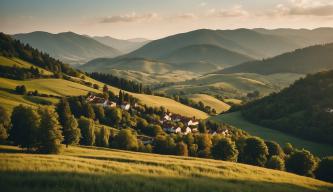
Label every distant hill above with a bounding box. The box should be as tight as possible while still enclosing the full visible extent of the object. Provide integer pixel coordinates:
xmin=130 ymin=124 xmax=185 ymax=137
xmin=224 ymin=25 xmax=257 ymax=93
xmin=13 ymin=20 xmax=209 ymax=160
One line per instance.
xmin=80 ymin=28 xmax=333 ymax=77
xmin=13 ymin=31 xmax=121 ymax=64
xmin=241 ymin=70 xmax=333 ymax=145
xmin=218 ymin=43 xmax=333 ymax=75
xmin=92 ymin=36 xmax=150 ymax=53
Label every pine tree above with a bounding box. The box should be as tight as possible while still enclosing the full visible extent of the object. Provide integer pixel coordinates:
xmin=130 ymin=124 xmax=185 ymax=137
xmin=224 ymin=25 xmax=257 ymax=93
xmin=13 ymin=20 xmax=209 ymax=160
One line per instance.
xmin=38 ymin=107 xmax=64 ymax=154
xmin=78 ymin=116 xmax=95 ymax=146
xmin=63 ymin=115 xmax=81 ymax=147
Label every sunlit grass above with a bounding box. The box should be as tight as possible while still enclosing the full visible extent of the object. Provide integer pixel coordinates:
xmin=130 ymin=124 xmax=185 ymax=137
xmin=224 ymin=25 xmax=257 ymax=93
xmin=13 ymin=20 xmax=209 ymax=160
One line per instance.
xmin=0 ymin=145 xmax=332 ymax=192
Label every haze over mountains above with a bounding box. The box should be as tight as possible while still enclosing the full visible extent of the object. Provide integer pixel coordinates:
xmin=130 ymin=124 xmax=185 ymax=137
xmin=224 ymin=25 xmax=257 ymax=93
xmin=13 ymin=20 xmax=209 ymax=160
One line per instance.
xmin=13 ymin=31 xmax=122 ymax=64
xmin=92 ymin=36 xmax=150 ymax=53
xmin=80 ymin=28 xmax=333 ymax=76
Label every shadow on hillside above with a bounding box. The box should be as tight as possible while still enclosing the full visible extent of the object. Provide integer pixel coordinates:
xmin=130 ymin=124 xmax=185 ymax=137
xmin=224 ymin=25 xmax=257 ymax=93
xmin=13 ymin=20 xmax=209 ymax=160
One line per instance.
xmin=0 ymin=170 xmax=331 ymax=192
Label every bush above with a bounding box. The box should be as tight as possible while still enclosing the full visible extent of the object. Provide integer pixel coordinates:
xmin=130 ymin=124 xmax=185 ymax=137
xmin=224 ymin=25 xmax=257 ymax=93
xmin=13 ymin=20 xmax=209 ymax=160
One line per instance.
xmin=112 ymin=129 xmax=138 ymax=151
xmin=266 ymin=155 xmax=285 ymax=170
xmin=314 ymin=156 xmax=333 ymax=182
xmin=241 ymin=137 xmax=268 ymax=166
xmin=211 ymin=138 xmax=238 ymax=162
xmin=285 ymin=149 xmax=317 ymax=176
xmin=175 ymin=142 xmax=188 ymax=156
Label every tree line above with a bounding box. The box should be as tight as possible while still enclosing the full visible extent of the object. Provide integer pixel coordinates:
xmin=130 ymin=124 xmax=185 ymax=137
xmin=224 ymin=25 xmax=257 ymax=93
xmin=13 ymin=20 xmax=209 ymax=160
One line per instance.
xmin=0 ymin=103 xmax=332 ymax=182
xmin=89 ymin=72 xmax=152 ymax=94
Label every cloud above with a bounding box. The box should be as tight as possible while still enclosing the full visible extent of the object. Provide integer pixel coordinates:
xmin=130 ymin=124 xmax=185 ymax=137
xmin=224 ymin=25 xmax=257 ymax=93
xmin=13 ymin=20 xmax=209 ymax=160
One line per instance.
xmin=176 ymin=13 xmax=197 ymax=19
xmin=100 ymin=12 xmax=158 ymax=23
xmin=209 ymin=5 xmax=249 ymax=17
xmin=275 ymin=0 xmax=333 ymax=16
xmin=199 ymin=2 xmax=207 ymax=7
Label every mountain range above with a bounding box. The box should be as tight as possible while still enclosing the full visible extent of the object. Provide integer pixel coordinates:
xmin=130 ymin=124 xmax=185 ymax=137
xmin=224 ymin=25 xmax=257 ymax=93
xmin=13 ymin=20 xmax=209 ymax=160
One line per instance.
xmin=80 ymin=28 xmax=333 ymax=75
xmin=13 ymin=31 xmax=122 ymax=64
xmin=92 ymin=36 xmax=150 ymax=53
xmin=218 ymin=43 xmax=333 ymax=75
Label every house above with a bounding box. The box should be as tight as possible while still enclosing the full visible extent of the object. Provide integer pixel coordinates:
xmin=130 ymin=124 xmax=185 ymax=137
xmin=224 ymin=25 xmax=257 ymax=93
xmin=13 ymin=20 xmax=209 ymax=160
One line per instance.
xmin=121 ymin=103 xmax=131 ymax=110
xmin=326 ymin=108 xmax=333 ymax=113
xmin=184 ymin=127 xmax=192 ymax=135
xmin=163 ymin=114 xmax=172 ymax=121
xmin=192 ymin=127 xmax=198 ymax=133
xmin=188 ymin=120 xmax=199 ymax=126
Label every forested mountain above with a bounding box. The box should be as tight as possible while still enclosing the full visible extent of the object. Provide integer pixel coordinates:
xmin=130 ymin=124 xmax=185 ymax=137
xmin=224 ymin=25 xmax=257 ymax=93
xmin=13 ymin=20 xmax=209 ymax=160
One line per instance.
xmin=13 ymin=31 xmax=121 ymax=64
xmin=241 ymin=70 xmax=333 ymax=145
xmin=218 ymin=43 xmax=333 ymax=75
xmin=80 ymin=28 xmax=333 ymax=76
xmin=0 ymin=32 xmax=79 ymax=77
xmin=92 ymin=36 xmax=150 ymax=53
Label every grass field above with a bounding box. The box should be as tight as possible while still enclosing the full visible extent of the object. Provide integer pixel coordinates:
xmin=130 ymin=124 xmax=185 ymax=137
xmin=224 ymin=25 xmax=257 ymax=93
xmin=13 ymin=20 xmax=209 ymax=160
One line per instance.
xmin=0 ymin=76 xmax=208 ymax=118
xmin=0 ymin=145 xmax=332 ymax=192
xmin=210 ymin=112 xmax=333 ymax=157
xmin=187 ymin=94 xmax=230 ymax=113
xmin=159 ymin=73 xmax=304 ymax=98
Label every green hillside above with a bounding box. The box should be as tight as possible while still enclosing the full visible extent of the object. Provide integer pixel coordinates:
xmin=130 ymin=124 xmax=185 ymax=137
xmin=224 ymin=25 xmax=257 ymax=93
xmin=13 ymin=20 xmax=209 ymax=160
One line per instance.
xmin=187 ymin=94 xmax=230 ymax=113
xmin=13 ymin=31 xmax=121 ymax=64
xmin=240 ymin=70 xmax=333 ymax=145
xmin=219 ymin=43 xmax=333 ymax=75
xmin=1 ymin=145 xmax=332 ymax=192
xmin=158 ymin=73 xmax=304 ymax=99
xmin=210 ymin=112 xmax=333 ymax=157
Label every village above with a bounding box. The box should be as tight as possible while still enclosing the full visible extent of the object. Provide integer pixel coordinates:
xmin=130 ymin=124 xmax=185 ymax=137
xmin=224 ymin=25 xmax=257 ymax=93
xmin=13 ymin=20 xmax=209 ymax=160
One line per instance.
xmin=86 ymin=93 xmax=230 ymax=142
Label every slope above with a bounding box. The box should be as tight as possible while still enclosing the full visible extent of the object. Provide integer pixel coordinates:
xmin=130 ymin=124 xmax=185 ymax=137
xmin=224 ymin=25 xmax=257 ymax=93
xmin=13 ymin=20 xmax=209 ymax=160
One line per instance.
xmin=218 ymin=43 xmax=333 ymax=75
xmin=13 ymin=31 xmax=121 ymax=64
xmin=1 ymin=145 xmax=332 ymax=192
xmin=241 ymin=70 xmax=333 ymax=145
xmin=186 ymin=94 xmax=231 ymax=113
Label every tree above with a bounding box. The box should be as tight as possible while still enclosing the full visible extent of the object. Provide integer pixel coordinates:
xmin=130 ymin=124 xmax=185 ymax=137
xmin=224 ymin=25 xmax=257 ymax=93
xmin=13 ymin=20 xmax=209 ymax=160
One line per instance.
xmin=196 ymin=134 xmax=212 ymax=157
xmin=145 ymin=124 xmax=163 ymax=137
xmin=211 ymin=138 xmax=238 ymax=162
xmin=93 ymin=105 xmax=105 ymax=122
xmin=15 ymin=85 xmax=27 ymax=95
xmin=189 ymin=144 xmax=198 ymax=157
xmin=56 ymin=98 xmax=81 ymax=147
xmin=183 ymin=133 xmax=194 ymax=146
xmin=283 ymin=142 xmax=294 ymax=155
xmin=265 ymin=140 xmax=285 ymax=159
xmin=82 ymin=103 xmax=95 ymax=120
xmin=241 ymin=137 xmax=269 ymax=166
xmin=0 ymin=106 xmax=10 ymax=142
xmin=63 ymin=115 xmax=81 ymax=147
xmin=154 ymin=135 xmax=176 ymax=155
xmin=38 ymin=107 xmax=63 ymax=154
xmin=175 ymin=142 xmax=188 ymax=156
xmin=112 ymin=129 xmax=138 ymax=151
xmin=315 ymin=156 xmax=333 ymax=182
xmin=10 ymin=105 xmax=40 ymax=150
xmin=136 ymin=117 xmax=148 ymax=131
xmin=266 ymin=155 xmax=285 ymax=170
xmin=78 ymin=117 xmax=95 ymax=146
xmin=285 ymin=149 xmax=317 ymax=176
xmin=96 ymin=126 xmax=110 ymax=147
xmin=108 ymin=108 xmax=122 ymax=128
xmin=198 ymin=120 xmax=207 ymax=133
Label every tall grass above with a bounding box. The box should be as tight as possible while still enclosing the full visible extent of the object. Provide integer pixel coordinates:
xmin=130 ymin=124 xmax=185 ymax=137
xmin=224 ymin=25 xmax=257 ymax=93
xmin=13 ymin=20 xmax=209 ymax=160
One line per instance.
xmin=0 ymin=145 xmax=332 ymax=192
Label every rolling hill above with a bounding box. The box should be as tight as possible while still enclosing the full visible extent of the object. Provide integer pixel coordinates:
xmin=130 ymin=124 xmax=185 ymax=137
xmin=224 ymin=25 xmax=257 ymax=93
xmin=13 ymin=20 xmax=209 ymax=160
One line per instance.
xmin=186 ymin=94 xmax=231 ymax=113
xmin=218 ymin=43 xmax=333 ymax=75
xmin=92 ymin=36 xmax=150 ymax=53
xmin=241 ymin=69 xmax=333 ymax=145
xmin=13 ymin=31 xmax=121 ymax=64
xmin=1 ymin=145 xmax=332 ymax=192
xmin=157 ymin=73 xmax=304 ymax=99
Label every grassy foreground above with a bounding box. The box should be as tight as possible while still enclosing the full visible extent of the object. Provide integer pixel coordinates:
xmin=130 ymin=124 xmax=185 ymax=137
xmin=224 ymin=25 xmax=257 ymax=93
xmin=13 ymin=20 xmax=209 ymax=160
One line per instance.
xmin=210 ymin=112 xmax=333 ymax=157
xmin=0 ymin=145 xmax=332 ymax=192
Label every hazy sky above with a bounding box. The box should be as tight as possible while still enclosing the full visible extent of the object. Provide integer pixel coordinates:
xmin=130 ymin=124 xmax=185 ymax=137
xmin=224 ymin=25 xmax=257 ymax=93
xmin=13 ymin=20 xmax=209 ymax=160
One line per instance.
xmin=1 ymin=0 xmax=333 ymax=39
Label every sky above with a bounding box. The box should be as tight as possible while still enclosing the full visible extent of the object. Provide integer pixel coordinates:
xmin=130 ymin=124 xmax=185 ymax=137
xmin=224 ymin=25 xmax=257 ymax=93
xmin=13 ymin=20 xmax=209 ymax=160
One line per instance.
xmin=1 ymin=0 xmax=333 ymax=39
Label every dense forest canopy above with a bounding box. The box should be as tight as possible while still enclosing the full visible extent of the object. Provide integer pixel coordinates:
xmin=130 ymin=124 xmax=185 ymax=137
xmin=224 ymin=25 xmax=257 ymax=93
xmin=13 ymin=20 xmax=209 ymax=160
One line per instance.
xmin=242 ymin=70 xmax=333 ymax=145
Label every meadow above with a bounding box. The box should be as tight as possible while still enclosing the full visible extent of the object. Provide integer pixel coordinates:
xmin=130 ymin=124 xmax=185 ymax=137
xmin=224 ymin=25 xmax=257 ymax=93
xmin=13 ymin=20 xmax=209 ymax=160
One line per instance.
xmin=210 ymin=112 xmax=333 ymax=157
xmin=187 ymin=94 xmax=230 ymax=113
xmin=0 ymin=145 xmax=332 ymax=192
